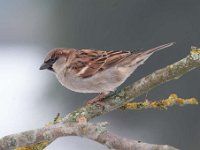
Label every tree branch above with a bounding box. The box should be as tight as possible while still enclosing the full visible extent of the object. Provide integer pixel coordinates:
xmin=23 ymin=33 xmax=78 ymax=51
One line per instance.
xmin=0 ymin=122 xmax=178 ymax=150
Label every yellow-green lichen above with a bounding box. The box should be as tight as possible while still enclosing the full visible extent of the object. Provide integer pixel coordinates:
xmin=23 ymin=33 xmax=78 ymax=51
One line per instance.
xmin=15 ymin=141 xmax=48 ymax=150
xmin=190 ymin=46 xmax=200 ymax=60
xmin=121 ymin=93 xmax=198 ymax=110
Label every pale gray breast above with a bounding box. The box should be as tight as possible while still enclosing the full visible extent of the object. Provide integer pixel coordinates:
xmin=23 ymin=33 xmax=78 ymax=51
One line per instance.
xmin=56 ymin=66 xmax=134 ymax=93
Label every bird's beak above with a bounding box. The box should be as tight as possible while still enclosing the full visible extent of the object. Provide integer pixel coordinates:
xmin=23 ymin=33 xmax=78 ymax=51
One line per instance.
xmin=39 ymin=62 xmax=52 ymax=70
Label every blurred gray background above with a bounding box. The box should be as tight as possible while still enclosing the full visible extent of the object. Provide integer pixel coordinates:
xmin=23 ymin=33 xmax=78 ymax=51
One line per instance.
xmin=0 ymin=0 xmax=200 ymax=150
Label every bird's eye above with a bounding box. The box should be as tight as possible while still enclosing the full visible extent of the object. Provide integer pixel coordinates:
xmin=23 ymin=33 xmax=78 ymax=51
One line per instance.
xmin=47 ymin=57 xmax=57 ymax=63
xmin=50 ymin=57 xmax=56 ymax=61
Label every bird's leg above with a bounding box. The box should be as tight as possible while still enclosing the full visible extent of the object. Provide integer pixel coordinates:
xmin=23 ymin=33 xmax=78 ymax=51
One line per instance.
xmin=86 ymin=92 xmax=110 ymax=105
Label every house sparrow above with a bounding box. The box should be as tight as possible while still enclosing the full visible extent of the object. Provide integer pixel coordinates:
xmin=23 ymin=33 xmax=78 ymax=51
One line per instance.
xmin=40 ymin=42 xmax=174 ymax=104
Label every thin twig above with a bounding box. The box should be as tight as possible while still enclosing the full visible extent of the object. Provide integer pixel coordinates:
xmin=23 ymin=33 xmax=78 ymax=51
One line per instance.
xmin=121 ymin=93 xmax=198 ymax=110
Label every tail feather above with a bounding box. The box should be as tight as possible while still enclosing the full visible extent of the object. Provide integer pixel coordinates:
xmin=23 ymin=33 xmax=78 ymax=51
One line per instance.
xmin=118 ymin=42 xmax=174 ymax=67
xmin=144 ymin=42 xmax=175 ymax=55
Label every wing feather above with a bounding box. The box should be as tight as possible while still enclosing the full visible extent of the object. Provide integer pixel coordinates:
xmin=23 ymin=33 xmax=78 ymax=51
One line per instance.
xmin=69 ymin=49 xmax=132 ymax=78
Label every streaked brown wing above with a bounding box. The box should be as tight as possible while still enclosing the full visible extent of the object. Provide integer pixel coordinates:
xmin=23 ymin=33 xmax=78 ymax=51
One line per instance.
xmin=70 ymin=49 xmax=132 ymax=78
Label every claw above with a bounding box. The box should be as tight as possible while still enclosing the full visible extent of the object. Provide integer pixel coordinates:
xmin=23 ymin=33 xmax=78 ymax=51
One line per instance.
xmin=86 ymin=92 xmax=110 ymax=105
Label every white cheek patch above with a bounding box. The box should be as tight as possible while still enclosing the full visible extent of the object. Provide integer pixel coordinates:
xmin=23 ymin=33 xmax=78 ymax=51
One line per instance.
xmin=52 ymin=57 xmax=68 ymax=73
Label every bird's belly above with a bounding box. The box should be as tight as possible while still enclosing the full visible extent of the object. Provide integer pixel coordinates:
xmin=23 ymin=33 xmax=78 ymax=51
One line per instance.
xmin=56 ymin=67 xmax=133 ymax=93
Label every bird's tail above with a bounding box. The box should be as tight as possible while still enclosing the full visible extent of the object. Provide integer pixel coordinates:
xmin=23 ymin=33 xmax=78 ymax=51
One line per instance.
xmin=143 ymin=42 xmax=175 ymax=55
xmin=118 ymin=42 xmax=174 ymax=68
xmin=122 ymin=42 xmax=175 ymax=67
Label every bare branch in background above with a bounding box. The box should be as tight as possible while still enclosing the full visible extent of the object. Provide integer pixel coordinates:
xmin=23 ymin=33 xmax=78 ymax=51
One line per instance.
xmin=0 ymin=122 xmax=178 ymax=150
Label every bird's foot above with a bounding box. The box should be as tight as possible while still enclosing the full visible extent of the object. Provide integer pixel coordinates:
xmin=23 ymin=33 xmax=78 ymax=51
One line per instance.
xmin=86 ymin=92 xmax=109 ymax=105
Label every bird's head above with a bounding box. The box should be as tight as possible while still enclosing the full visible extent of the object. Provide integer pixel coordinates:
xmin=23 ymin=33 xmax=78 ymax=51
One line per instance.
xmin=39 ymin=48 xmax=73 ymax=73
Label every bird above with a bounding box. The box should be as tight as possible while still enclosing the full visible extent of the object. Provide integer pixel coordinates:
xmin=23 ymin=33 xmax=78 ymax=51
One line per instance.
xmin=40 ymin=42 xmax=174 ymax=104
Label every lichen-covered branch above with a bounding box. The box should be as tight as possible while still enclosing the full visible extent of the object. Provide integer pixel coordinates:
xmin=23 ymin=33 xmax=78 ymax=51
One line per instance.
xmin=0 ymin=122 xmax=178 ymax=150
xmin=64 ymin=48 xmax=200 ymax=122
xmin=121 ymin=93 xmax=198 ymax=110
